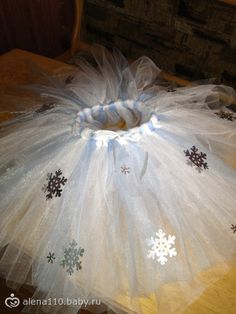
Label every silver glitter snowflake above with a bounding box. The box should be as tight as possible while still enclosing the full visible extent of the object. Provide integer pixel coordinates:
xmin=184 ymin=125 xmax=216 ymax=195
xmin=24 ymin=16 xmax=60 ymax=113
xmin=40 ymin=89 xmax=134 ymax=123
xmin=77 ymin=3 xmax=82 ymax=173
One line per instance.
xmin=60 ymin=240 xmax=85 ymax=275
xmin=65 ymin=75 xmax=74 ymax=84
xmin=184 ymin=145 xmax=208 ymax=172
xmin=167 ymin=87 xmax=176 ymax=92
xmin=147 ymin=229 xmax=177 ymax=265
xmin=215 ymin=110 xmax=235 ymax=121
xmin=121 ymin=165 xmax=130 ymax=174
xmin=231 ymin=224 xmax=236 ymax=234
xmin=42 ymin=169 xmax=67 ymax=200
xmin=47 ymin=252 xmax=56 ymax=264
xmin=35 ymin=103 xmax=55 ymax=113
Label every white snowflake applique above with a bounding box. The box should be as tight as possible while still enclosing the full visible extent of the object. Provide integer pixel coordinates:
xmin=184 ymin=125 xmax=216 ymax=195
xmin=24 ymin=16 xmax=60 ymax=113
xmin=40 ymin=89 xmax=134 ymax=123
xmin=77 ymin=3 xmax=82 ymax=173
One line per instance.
xmin=147 ymin=229 xmax=177 ymax=265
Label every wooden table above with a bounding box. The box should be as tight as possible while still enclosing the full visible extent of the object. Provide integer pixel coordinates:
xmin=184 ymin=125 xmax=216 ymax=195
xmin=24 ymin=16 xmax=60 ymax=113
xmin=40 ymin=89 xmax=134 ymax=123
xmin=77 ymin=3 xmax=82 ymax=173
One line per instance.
xmin=0 ymin=49 xmax=73 ymax=121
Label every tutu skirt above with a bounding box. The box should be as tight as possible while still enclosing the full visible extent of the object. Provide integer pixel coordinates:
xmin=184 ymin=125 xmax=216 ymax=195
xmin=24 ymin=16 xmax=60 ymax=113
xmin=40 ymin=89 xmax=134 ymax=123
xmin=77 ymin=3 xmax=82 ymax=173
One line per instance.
xmin=0 ymin=47 xmax=236 ymax=313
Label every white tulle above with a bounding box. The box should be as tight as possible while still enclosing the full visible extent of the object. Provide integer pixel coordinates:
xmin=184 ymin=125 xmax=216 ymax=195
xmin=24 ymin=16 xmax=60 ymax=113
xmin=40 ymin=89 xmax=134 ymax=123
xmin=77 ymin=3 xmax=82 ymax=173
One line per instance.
xmin=0 ymin=46 xmax=236 ymax=314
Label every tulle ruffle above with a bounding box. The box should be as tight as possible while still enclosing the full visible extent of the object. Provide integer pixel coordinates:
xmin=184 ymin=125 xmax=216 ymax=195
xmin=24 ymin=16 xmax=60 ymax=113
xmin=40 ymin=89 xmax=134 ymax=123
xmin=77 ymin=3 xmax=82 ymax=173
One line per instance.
xmin=0 ymin=46 xmax=236 ymax=314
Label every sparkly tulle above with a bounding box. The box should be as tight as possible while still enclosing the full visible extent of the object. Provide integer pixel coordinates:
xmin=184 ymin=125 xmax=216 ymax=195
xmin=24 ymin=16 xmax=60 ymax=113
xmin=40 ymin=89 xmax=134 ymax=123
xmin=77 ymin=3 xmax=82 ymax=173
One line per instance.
xmin=0 ymin=47 xmax=236 ymax=314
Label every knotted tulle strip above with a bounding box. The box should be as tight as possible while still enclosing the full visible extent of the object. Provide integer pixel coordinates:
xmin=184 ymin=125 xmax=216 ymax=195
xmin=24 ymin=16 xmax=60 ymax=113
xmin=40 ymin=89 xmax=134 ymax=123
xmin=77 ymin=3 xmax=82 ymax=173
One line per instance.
xmin=72 ymin=99 xmax=160 ymax=144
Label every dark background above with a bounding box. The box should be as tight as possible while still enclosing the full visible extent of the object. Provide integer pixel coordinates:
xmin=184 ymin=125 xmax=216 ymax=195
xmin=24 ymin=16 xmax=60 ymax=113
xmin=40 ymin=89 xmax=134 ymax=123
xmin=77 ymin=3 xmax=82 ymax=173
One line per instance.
xmin=0 ymin=0 xmax=74 ymax=57
xmin=0 ymin=0 xmax=236 ymax=87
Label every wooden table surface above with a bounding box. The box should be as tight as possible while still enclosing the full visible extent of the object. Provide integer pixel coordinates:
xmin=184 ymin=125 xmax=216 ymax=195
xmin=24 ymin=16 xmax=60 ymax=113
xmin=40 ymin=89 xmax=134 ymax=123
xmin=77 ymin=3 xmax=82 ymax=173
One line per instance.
xmin=0 ymin=49 xmax=73 ymax=120
xmin=0 ymin=49 xmax=73 ymax=88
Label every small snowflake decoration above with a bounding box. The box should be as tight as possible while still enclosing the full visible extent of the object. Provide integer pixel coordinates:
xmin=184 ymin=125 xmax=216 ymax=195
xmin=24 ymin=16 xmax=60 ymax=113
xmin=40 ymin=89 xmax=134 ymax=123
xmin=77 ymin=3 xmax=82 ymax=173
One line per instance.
xmin=65 ymin=75 xmax=74 ymax=85
xmin=167 ymin=87 xmax=176 ymax=92
xmin=231 ymin=224 xmax=236 ymax=234
xmin=60 ymin=240 xmax=85 ymax=275
xmin=47 ymin=252 xmax=56 ymax=263
xmin=215 ymin=110 xmax=235 ymax=121
xmin=35 ymin=103 xmax=55 ymax=113
xmin=147 ymin=229 xmax=177 ymax=265
xmin=184 ymin=145 xmax=208 ymax=172
xmin=42 ymin=169 xmax=67 ymax=200
xmin=121 ymin=165 xmax=130 ymax=174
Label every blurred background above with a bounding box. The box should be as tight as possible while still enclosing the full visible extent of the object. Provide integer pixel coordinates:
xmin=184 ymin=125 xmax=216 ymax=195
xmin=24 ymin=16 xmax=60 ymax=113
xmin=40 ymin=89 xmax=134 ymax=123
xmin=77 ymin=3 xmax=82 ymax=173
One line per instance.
xmin=0 ymin=0 xmax=236 ymax=88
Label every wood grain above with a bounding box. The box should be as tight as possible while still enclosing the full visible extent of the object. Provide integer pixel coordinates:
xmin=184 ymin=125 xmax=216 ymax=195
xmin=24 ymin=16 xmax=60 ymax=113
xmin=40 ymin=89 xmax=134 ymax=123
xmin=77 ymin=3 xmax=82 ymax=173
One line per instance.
xmin=0 ymin=49 xmax=73 ymax=118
